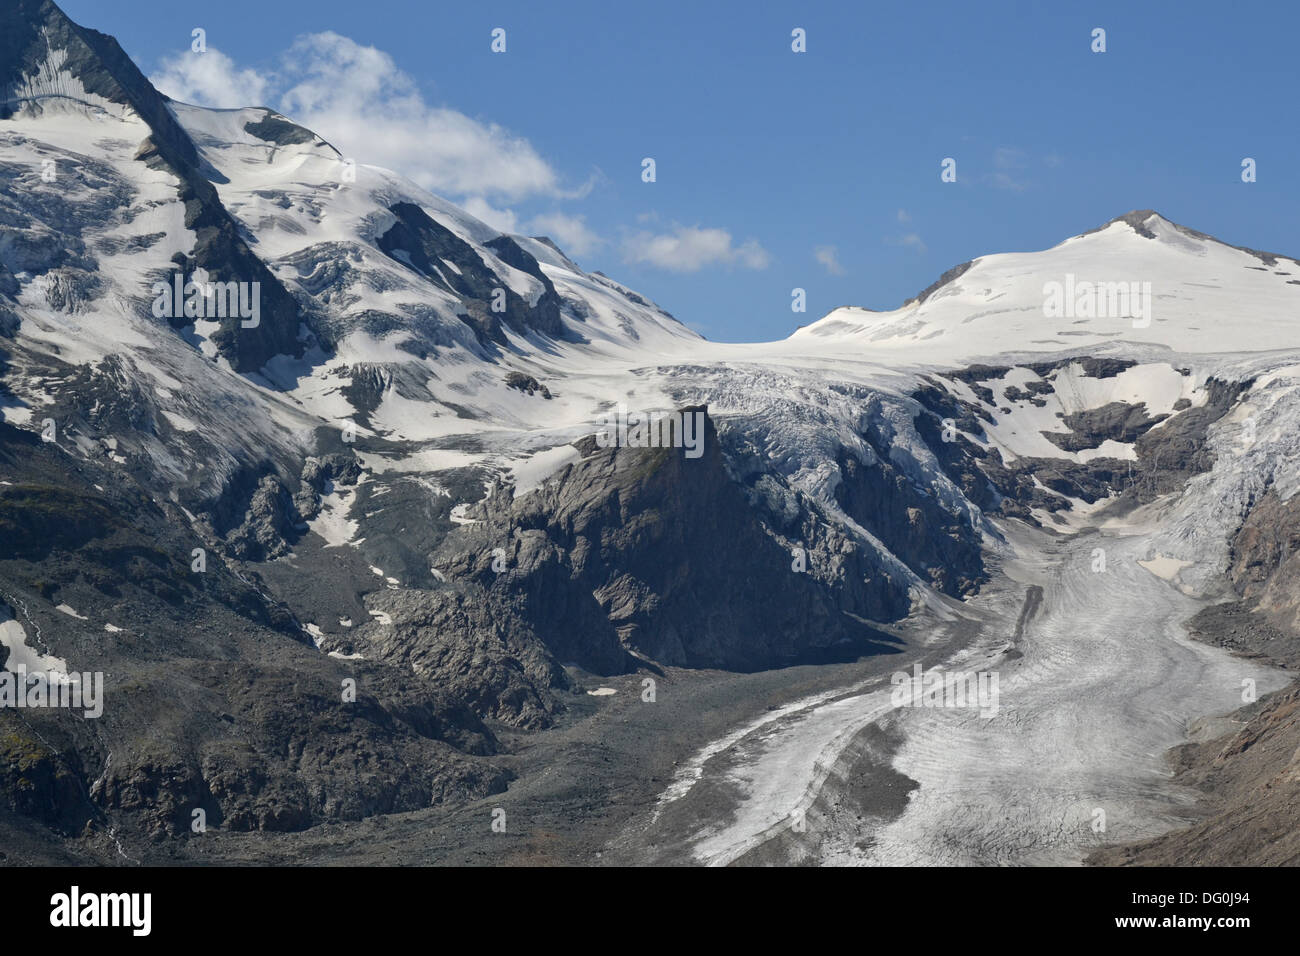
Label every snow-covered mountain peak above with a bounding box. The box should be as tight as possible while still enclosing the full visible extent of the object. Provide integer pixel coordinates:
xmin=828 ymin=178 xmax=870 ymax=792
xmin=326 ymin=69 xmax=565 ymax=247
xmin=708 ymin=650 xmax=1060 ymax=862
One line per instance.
xmin=795 ymin=211 xmax=1300 ymax=367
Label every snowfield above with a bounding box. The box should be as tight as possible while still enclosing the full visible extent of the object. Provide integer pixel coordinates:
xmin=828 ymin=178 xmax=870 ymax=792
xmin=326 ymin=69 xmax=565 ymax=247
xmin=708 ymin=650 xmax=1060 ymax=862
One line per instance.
xmin=796 ymin=214 xmax=1300 ymax=362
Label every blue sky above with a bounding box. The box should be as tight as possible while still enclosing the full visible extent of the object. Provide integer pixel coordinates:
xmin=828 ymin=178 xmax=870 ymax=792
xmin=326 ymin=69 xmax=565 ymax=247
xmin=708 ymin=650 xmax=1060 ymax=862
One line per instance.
xmin=63 ymin=0 xmax=1300 ymax=342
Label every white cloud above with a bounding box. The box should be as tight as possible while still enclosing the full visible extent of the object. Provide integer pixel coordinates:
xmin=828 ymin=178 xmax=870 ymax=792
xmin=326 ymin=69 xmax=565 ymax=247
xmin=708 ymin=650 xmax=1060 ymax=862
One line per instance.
xmin=151 ymin=48 xmax=269 ymax=108
xmin=277 ymin=33 xmax=563 ymax=201
xmin=896 ymin=209 xmax=911 ymax=223
xmin=525 ymin=212 xmax=603 ymax=258
xmin=622 ymin=225 xmax=770 ymax=272
xmin=461 ymin=197 xmax=519 ymax=234
xmin=150 ymin=33 xmax=578 ymax=204
xmin=814 ymin=245 xmax=845 ymax=275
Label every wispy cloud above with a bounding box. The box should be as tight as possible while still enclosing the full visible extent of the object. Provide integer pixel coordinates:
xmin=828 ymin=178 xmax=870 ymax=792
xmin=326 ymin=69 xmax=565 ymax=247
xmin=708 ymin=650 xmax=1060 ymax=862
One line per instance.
xmin=814 ymin=245 xmax=846 ymax=275
xmin=622 ymin=225 xmax=770 ymax=272
xmin=988 ymin=146 xmax=1031 ymax=191
xmin=993 ymin=146 xmax=1027 ymax=170
xmin=887 ymin=232 xmax=928 ymax=254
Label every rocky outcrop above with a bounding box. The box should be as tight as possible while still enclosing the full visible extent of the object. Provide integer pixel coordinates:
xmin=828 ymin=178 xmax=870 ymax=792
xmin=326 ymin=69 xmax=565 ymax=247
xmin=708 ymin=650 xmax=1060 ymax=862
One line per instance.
xmin=1042 ymin=401 xmax=1167 ymax=453
xmin=913 ymin=368 xmax=1252 ymax=525
xmin=833 ymin=446 xmax=984 ymax=597
xmin=0 ymin=721 xmax=95 ymax=834
xmin=361 ymin=410 xmax=919 ymax=696
xmin=0 ymin=419 xmax=509 ymax=845
xmin=1223 ymin=489 xmax=1300 ymax=635
xmin=1126 ymin=378 xmax=1252 ymax=502
xmin=204 ymin=452 xmax=361 ymax=561
xmin=242 ymin=111 xmax=319 ymax=147
xmin=377 ymin=202 xmax=563 ymax=344
xmin=349 ymin=588 xmax=568 ymax=731
xmin=504 ymin=371 xmax=552 ymax=399
xmin=91 ymin=664 xmax=506 ymax=838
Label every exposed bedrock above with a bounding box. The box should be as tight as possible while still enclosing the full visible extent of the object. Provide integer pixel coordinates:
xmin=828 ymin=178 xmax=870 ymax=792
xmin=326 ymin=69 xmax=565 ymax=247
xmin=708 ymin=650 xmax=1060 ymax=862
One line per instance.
xmin=424 ymin=408 xmax=921 ymax=676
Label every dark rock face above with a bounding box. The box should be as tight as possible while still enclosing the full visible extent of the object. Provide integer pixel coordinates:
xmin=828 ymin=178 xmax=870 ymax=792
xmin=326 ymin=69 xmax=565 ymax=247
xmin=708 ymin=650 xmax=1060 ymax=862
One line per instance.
xmin=941 ymin=358 xmax=1137 ymax=409
xmin=195 ymin=451 xmax=361 ymax=562
xmin=911 ymin=378 xmax=1116 ymax=522
xmin=300 ymin=452 xmax=362 ymax=494
xmin=941 ymin=365 xmax=1002 ymax=405
xmin=224 ymin=475 xmax=300 ymax=561
xmin=833 ymin=432 xmax=985 ymax=598
xmin=483 ymin=235 xmax=566 ymax=336
xmin=1184 ymin=600 xmax=1300 ymax=669
xmin=1043 ymin=401 xmax=1168 ymax=453
xmin=160 ymin=204 xmax=312 ymax=375
xmin=92 ymin=664 xmax=506 ymax=838
xmin=1025 ymin=356 xmax=1137 ymax=380
xmin=296 ymin=400 xmax=946 ymax=738
xmin=1004 ymin=379 xmax=1053 ymax=406
xmin=1125 ymin=378 xmax=1251 ymax=502
xmin=1221 ymin=489 xmax=1300 ymax=637
xmin=913 ymin=365 xmax=1251 ymax=525
xmin=376 ymin=202 xmax=563 ymax=343
xmin=243 ymin=111 xmax=319 ymax=147
xmin=350 ymin=588 xmax=569 ymax=731
xmin=0 ymin=721 xmax=95 ymax=834
xmin=912 ymin=406 xmax=1000 ymax=515
xmin=0 ymin=421 xmax=509 ymax=843
xmin=505 ymin=371 xmax=552 ymax=399
xmin=1088 ymin=209 xmax=1162 ymax=240
xmin=404 ymin=409 xmax=913 ymax=688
